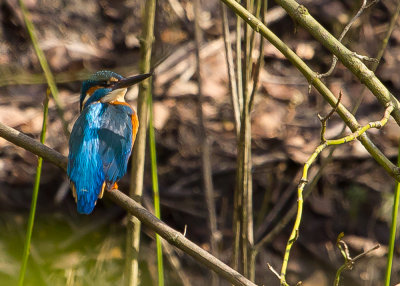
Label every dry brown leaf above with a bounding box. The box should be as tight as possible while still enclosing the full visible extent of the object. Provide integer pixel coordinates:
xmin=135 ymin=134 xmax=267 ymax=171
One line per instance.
xmin=153 ymin=101 xmax=171 ymax=130
xmin=295 ymin=42 xmax=315 ymax=60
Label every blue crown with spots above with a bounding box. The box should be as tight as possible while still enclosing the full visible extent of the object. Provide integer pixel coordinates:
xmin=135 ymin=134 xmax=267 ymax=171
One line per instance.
xmin=80 ymin=71 xmax=124 ymax=111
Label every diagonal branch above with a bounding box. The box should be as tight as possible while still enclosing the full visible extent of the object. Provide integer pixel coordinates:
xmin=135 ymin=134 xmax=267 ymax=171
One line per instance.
xmin=274 ymin=0 xmax=400 ymax=125
xmin=0 ymin=121 xmax=257 ymax=286
xmin=0 ymin=122 xmax=67 ymax=170
xmin=219 ymin=0 xmax=400 ymax=183
xmin=318 ymin=0 xmax=378 ymax=79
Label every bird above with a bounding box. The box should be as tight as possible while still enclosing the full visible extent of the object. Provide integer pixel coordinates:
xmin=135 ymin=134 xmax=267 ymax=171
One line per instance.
xmin=67 ymin=70 xmax=151 ymax=214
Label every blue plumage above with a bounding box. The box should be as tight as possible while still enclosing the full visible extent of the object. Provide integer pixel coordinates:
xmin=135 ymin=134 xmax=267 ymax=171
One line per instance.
xmin=67 ymin=104 xmax=106 ymax=214
xmin=68 ymin=103 xmax=134 ymax=214
xmin=98 ymin=104 xmax=133 ymax=184
xmin=67 ymin=70 xmax=147 ymax=214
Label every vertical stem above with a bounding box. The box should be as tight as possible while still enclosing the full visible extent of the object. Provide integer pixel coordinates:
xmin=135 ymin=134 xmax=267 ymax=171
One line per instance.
xmin=384 ymin=137 xmax=400 ymax=285
xmin=279 ymin=183 xmax=305 ymax=285
xmin=233 ymin=0 xmax=244 ymax=273
xmin=148 ymin=92 xmax=164 ymax=286
xmin=18 ymin=89 xmax=49 ymax=286
xmin=248 ymin=0 xmax=266 ymax=111
xmin=240 ymin=113 xmax=251 ymax=278
xmin=240 ymin=0 xmax=255 ymax=277
xmin=236 ymin=6 xmax=243 ymax=114
xmin=246 ymin=0 xmax=262 ymax=69
xmin=248 ymin=1 xmax=266 ymax=278
xmin=220 ymin=3 xmax=241 ymax=135
xmin=384 ymin=3 xmax=400 ymax=285
xmin=125 ymin=0 xmax=156 ymax=285
xmin=232 ymin=0 xmax=256 ymax=277
xmin=194 ymin=1 xmax=220 ymax=285
xmin=233 ymin=173 xmax=242 ymax=273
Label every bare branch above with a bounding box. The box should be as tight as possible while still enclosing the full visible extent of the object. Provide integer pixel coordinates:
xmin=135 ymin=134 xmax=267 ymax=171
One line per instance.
xmin=194 ymin=1 xmax=220 ymax=285
xmin=318 ymin=91 xmax=343 ymax=143
xmin=318 ymin=0 xmax=378 ymax=78
xmin=334 ymin=234 xmax=380 ymax=286
xmin=0 ymin=121 xmax=257 ymax=286
xmin=279 ymin=103 xmax=393 ymax=285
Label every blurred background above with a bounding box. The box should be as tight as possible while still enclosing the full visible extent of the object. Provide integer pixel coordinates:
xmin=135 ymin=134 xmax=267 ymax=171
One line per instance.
xmin=1 ymin=0 xmax=400 ymax=285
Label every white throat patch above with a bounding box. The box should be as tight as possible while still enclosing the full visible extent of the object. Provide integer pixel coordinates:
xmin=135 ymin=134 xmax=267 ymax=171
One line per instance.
xmin=100 ymin=88 xmax=127 ymax=103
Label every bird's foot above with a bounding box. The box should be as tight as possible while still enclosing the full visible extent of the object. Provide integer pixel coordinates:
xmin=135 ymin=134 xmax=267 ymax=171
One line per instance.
xmin=110 ymin=182 xmax=118 ymax=191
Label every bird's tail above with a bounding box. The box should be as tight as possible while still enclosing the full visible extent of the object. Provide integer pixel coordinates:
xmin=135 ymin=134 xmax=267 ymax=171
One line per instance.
xmin=70 ymin=181 xmax=105 ymax=214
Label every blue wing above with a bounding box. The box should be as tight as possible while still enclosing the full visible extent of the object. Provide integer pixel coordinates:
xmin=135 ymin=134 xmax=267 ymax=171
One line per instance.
xmin=98 ymin=104 xmax=134 ymax=186
xmin=67 ymin=103 xmax=134 ymax=214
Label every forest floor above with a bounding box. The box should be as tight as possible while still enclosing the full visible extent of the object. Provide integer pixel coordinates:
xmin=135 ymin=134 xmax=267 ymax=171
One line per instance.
xmin=1 ymin=0 xmax=400 ymax=285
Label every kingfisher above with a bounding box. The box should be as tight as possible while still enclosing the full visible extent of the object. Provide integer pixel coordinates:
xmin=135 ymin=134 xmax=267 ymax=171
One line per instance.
xmin=67 ymin=70 xmax=151 ymax=214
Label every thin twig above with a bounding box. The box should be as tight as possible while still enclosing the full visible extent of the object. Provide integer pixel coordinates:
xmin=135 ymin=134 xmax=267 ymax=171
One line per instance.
xmin=236 ymin=2 xmax=244 ymax=116
xmin=248 ymin=0 xmax=266 ymax=111
xmin=194 ymin=1 xmax=220 ymax=285
xmin=334 ymin=235 xmax=380 ymax=286
xmin=267 ymin=263 xmax=282 ymax=280
xmin=318 ymin=91 xmax=343 ymax=143
xmin=279 ymin=103 xmax=394 ymax=285
xmin=237 ymin=0 xmax=256 ymax=277
xmin=18 ymin=88 xmax=50 ymax=286
xmin=125 ymin=0 xmax=156 ymax=284
xmin=148 ymin=82 xmax=164 ymax=285
xmin=232 ymin=0 xmax=244 ymax=273
xmin=248 ymin=0 xmax=267 ymax=280
xmin=220 ymin=3 xmax=241 ymax=135
xmin=386 ymin=164 xmax=400 ymax=284
xmin=337 ymin=233 xmax=351 ymax=262
xmin=318 ymin=0 xmax=378 ymax=78
xmin=246 ymin=0 xmax=262 ymax=77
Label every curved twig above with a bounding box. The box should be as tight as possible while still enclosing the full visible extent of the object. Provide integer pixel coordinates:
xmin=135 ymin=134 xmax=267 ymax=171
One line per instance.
xmin=334 ymin=234 xmax=380 ymax=286
xmin=318 ymin=0 xmax=378 ymax=78
xmin=279 ymin=103 xmax=394 ymax=285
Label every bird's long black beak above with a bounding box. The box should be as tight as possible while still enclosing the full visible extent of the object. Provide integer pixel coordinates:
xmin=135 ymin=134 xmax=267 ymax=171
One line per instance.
xmin=112 ymin=73 xmax=153 ymax=90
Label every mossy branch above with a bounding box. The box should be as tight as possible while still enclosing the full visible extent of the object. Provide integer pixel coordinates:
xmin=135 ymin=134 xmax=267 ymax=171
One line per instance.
xmin=0 ymin=121 xmax=257 ymax=286
xmin=318 ymin=0 xmax=378 ymax=79
xmin=274 ymin=0 xmax=400 ymax=124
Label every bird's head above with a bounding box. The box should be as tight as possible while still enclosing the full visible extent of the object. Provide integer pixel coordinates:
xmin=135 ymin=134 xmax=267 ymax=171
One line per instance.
xmin=80 ymin=70 xmax=152 ymax=111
